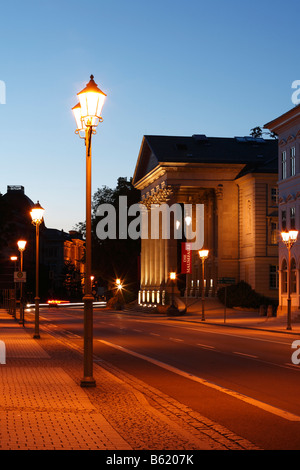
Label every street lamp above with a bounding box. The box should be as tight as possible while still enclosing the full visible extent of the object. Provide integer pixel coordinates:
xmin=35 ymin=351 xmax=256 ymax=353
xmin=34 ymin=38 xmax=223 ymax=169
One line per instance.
xmin=169 ymin=272 xmax=176 ymax=307
xmin=199 ymin=249 xmax=209 ymax=321
xmin=30 ymin=201 xmax=45 ymax=339
xmin=10 ymin=256 xmax=18 ymax=317
xmin=72 ymin=75 xmax=106 ymax=388
xmin=281 ymin=229 xmax=298 ymax=330
xmin=17 ymin=240 xmax=27 ymax=325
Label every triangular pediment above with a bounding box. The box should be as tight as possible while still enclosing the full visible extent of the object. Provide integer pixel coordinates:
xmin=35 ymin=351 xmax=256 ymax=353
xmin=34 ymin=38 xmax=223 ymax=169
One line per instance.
xmin=132 ymin=137 xmax=159 ymax=186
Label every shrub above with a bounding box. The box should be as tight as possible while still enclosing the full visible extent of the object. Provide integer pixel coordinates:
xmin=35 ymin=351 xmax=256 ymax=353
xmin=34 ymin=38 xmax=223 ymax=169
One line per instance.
xmin=217 ymin=281 xmax=278 ymax=310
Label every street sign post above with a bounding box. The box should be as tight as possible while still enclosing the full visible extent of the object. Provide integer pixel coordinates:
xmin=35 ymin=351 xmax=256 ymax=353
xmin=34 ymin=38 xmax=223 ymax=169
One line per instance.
xmin=218 ymin=278 xmax=235 ymax=323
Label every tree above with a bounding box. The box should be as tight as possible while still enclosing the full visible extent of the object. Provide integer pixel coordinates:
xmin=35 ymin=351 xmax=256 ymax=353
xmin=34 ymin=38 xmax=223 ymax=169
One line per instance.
xmin=75 ymin=177 xmax=141 ymax=301
xmin=250 ymin=126 xmax=277 ymax=139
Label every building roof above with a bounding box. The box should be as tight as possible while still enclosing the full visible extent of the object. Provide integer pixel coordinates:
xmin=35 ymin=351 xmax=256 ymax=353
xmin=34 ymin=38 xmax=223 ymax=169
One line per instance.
xmin=264 ymin=104 xmax=300 ymax=133
xmin=133 ymin=135 xmax=278 ymax=185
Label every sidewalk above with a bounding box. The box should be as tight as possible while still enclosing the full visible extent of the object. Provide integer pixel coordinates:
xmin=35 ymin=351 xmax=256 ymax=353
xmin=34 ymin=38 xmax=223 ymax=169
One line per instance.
xmin=171 ymin=297 xmax=300 ymax=335
xmin=0 ymin=309 xmax=259 ymax=450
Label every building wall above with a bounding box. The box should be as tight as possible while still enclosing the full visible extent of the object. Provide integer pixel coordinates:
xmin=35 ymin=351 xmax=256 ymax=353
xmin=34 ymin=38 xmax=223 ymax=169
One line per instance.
xmin=238 ymin=174 xmax=278 ymax=300
xmin=136 ymin=163 xmax=278 ymax=304
xmin=277 ymin=125 xmax=300 ymax=312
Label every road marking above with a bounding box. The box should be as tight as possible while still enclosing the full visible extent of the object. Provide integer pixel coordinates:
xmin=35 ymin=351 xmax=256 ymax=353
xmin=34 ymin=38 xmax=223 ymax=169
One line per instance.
xmin=169 ymin=337 xmax=184 ymax=342
xmin=233 ymin=352 xmax=258 ymax=359
xmin=98 ymin=339 xmax=300 ymax=422
xmin=149 ymin=333 xmax=160 ymax=336
xmin=197 ymin=343 xmax=216 ymax=349
xmin=133 ymin=329 xmax=142 ymax=333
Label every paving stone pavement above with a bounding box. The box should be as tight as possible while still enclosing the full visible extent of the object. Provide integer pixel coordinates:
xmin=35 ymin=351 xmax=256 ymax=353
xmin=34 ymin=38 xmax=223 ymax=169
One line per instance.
xmin=0 ymin=309 xmax=259 ymax=450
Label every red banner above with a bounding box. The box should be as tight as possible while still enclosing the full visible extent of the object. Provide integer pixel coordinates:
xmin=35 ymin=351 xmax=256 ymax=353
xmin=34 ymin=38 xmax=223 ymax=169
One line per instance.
xmin=181 ymin=242 xmax=192 ymax=274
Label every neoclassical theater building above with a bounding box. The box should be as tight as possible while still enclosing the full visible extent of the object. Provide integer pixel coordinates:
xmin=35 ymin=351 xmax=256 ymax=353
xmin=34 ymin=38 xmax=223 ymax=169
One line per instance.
xmin=132 ymin=134 xmax=278 ymax=305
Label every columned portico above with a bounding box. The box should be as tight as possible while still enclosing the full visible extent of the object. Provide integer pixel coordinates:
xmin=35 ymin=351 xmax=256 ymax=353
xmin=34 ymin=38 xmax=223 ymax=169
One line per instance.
xmin=133 ymin=134 xmax=278 ymax=306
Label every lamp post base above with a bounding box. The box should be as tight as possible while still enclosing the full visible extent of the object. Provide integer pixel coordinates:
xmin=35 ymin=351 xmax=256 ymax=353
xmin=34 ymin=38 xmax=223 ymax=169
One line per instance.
xmin=81 ymin=294 xmax=96 ymax=387
xmin=33 ymin=296 xmax=40 ymax=339
xmin=80 ymin=377 xmax=96 ymax=388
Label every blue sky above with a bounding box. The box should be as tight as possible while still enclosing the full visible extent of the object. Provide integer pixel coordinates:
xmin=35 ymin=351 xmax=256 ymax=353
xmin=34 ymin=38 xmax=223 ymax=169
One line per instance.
xmin=0 ymin=0 xmax=299 ymax=231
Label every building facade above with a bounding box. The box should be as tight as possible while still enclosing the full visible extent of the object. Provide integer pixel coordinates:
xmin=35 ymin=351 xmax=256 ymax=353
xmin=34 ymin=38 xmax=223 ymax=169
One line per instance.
xmin=0 ymin=185 xmax=85 ymax=302
xmin=132 ymin=134 xmax=278 ymax=305
xmin=265 ymin=105 xmax=300 ymax=314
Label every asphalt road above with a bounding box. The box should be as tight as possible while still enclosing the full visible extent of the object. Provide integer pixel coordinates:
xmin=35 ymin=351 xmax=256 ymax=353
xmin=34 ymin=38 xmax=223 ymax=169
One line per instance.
xmin=25 ymin=306 xmax=300 ymax=450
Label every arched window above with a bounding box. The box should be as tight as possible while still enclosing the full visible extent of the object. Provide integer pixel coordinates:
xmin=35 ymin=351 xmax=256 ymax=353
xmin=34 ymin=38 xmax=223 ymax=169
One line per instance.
xmin=291 ymin=258 xmax=297 ymax=293
xmin=281 ymin=259 xmax=287 ymax=293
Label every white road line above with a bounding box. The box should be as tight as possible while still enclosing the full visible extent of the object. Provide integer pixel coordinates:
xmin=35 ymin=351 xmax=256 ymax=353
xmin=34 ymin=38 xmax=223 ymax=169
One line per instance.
xmin=169 ymin=337 xmax=184 ymax=342
xmin=98 ymin=339 xmax=300 ymax=422
xmin=197 ymin=343 xmax=216 ymax=349
xmin=149 ymin=333 xmax=160 ymax=336
xmin=233 ymin=351 xmax=258 ymax=359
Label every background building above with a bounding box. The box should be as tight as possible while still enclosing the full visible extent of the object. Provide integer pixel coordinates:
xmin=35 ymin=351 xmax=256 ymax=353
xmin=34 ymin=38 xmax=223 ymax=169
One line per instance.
xmin=133 ymin=134 xmax=278 ymax=305
xmin=265 ymin=105 xmax=300 ymax=315
xmin=0 ymin=185 xmax=84 ymax=304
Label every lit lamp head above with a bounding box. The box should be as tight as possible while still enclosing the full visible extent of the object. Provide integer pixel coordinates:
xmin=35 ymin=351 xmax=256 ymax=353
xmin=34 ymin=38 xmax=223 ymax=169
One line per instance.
xmin=185 ymin=215 xmax=192 ymax=226
xmin=10 ymin=256 xmax=18 ymax=262
xmin=76 ymin=75 xmax=107 ymax=128
xmin=17 ymin=240 xmax=27 ymax=252
xmin=72 ymin=102 xmax=86 ymax=133
xmin=289 ymin=230 xmax=299 ymax=243
xmin=281 ymin=229 xmax=299 ymax=245
xmin=199 ymin=249 xmax=209 ymax=259
xmin=30 ymin=201 xmax=45 ymax=226
xmin=170 ymin=272 xmax=176 ymax=281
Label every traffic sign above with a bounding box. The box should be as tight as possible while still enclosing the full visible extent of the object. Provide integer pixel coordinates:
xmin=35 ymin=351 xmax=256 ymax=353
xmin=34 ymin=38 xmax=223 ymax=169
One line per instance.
xmin=14 ymin=271 xmax=26 ymax=283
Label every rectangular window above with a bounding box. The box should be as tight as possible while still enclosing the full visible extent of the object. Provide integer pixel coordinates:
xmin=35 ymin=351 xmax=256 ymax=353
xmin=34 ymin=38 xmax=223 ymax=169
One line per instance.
xmin=281 ymin=210 xmax=286 ymax=230
xmin=290 ymin=207 xmax=296 ymax=229
xmin=269 ymin=265 xmax=279 ymax=289
xmin=270 ymin=222 xmax=278 ymax=244
xmin=290 ymin=147 xmax=296 ymax=176
xmin=282 ymin=151 xmax=287 ymax=179
xmin=271 ymin=187 xmax=278 ymax=205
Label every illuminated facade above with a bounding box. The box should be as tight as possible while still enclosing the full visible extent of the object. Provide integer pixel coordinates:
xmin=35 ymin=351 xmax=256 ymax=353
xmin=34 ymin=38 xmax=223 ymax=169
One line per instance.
xmin=265 ymin=106 xmax=300 ymax=314
xmin=133 ymin=135 xmax=278 ymax=305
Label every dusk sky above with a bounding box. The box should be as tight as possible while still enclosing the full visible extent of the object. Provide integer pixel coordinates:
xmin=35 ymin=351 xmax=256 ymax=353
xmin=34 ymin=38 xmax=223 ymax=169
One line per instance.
xmin=0 ymin=0 xmax=299 ymax=232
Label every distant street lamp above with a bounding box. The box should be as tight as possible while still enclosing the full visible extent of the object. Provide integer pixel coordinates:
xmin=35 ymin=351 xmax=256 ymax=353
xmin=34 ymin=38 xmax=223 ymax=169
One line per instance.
xmin=72 ymin=75 xmax=106 ymax=388
xmin=281 ymin=229 xmax=298 ymax=330
xmin=199 ymin=249 xmax=209 ymax=321
xmin=17 ymin=240 xmax=27 ymax=325
xmin=169 ymin=272 xmax=176 ymax=307
xmin=30 ymin=201 xmax=45 ymax=339
xmin=10 ymin=256 xmax=18 ymax=317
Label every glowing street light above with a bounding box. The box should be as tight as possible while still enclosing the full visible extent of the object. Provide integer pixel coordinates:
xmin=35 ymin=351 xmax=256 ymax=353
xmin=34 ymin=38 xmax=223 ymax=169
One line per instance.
xmin=199 ymin=249 xmax=209 ymax=321
xmin=10 ymin=256 xmax=18 ymax=317
xmin=281 ymin=229 xmax=298 ymax=330
xmin=72 ymin=75 xmax=106 ymax=388
xmin=17 ymin=240 xmax=27 ymax=325
xmin=30 ymin=201 xmax=45 ymax=339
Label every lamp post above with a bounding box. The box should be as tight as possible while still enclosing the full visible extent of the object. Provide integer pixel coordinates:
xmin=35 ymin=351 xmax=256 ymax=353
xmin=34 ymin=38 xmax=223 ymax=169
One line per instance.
xmin=17 ymin=240 xmax=27 ymax=325
xmin=72 ymin=75 xmax=106 ymax=388
xmin=199 ymin=249 xmax=209 ymax=321
xmin=281 ymin=229 xmax=298 ymax=330
xmin=169 ymin=272 xmax=176 ymax=308
xmin=30 ymin=201 xmax=45 ymax=339
xmin=10 ymin=256 xmax=18 ymax=317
